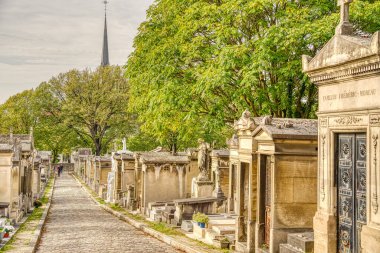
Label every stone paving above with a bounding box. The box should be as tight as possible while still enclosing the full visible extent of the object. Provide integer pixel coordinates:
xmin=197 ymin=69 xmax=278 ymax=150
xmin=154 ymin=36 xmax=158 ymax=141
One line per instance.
xmin=36 ymin=173 xmax=180 ymax=253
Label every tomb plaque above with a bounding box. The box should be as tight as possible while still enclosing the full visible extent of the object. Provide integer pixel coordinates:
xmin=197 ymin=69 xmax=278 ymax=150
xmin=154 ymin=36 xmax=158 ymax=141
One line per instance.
xmin=239 ymin=138 xmax=252 ymax=150
xmin=319 ymin=76 xmax=380 ymax=113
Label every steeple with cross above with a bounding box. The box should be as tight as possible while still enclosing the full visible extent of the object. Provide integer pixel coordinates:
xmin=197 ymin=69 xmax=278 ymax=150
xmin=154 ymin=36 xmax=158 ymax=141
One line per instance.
xmin=336 ymin=0 xmax=354 ymax=35
xmin=101 ymin=0 xmax=110 ymax=66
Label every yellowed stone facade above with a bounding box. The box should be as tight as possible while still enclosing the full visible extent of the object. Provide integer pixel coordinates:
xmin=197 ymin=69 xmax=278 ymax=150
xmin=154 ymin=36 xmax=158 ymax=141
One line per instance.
xmin=303 ymin=2 xmax=380 ymax=251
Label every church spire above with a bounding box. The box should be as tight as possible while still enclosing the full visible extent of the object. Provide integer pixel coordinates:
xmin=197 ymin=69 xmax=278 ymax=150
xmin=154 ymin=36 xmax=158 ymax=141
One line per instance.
xmin=101 ymin=0 xmax=110 ymax=66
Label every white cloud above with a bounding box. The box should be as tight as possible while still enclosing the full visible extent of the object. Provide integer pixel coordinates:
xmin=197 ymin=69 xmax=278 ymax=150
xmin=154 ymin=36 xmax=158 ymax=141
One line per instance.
xmin=0 ymin=0 xmax=154 ymax=103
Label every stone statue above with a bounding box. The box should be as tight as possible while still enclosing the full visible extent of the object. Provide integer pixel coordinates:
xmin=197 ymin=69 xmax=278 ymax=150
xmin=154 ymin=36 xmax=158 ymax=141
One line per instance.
xmin=227 ymin=134 xmax=239 ymax=147
xmin=197 ymin=139 xmax=210 ymax=181
xmin=261 ymin=115 xmax=273 ymax=125
xmin=234 ymin=110 xmax=256 ymax=131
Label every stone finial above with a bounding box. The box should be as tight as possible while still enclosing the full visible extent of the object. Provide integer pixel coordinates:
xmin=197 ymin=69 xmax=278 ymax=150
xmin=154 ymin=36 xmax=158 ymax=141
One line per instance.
xmin=234 ymin=110 xmax=256 ymax=131
xmin=122 ymin=138 xmax=127 ymax=151
xmin=336 ymin=0 xmax=354 ymax=35
xmin=261 ymin=115 xmax=273 ymax=125
xmin=29 ymin=126 xmax=34 ymax=139
xmin=227 ymin=134 xmax=239 ymax=147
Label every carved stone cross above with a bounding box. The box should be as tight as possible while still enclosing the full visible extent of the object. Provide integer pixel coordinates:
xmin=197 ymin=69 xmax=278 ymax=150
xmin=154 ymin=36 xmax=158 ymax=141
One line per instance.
xmin=338 ymin=0 xmax=353 ymax=23
xmin=336 ymin=0 xmax=354 ymax=35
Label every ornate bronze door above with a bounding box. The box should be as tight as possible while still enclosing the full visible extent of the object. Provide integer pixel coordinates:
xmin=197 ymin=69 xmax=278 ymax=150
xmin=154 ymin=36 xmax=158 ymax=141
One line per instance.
xmin=337 ymin=134 xmax=367 ymax=253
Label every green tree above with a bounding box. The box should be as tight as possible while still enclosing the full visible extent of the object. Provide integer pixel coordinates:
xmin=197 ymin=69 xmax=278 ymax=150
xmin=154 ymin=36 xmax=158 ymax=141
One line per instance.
xmin=43 ymin=66 xmax=133 ymax=155
xmin=125 ymin=0 xmax=380 ymax=149
xmin=0 ymin=90 xmax=36 ymax=133
xmin=0 ymin=65 xmax=136 ymax=157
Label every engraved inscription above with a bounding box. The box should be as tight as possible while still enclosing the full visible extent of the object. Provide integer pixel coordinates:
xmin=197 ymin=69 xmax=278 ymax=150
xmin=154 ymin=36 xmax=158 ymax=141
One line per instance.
xmin=323 ymin=89 xmax=376 ymax=102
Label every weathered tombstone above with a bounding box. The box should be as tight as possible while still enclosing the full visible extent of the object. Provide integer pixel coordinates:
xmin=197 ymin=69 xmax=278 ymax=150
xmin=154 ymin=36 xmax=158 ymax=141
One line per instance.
xmin=106 ymin=171 xmax=115 ymax=203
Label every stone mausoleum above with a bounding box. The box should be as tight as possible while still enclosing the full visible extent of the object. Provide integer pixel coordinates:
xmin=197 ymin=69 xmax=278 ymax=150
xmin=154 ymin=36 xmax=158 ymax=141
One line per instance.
xmin=303 ymin=0 xmax=380 ymax=252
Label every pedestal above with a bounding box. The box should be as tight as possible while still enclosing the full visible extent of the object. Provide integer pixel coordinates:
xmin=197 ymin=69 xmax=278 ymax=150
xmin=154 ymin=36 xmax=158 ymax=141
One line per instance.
xmin=192 ymin=180 xmax=213 ymax=198
xmin=313 ymin=211 xmax=337 ymax=253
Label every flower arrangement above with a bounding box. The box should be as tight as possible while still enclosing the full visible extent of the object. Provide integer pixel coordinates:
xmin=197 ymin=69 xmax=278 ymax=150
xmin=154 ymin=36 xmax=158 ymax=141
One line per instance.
xmin=192 ymin=212 xmax=209 ymax=227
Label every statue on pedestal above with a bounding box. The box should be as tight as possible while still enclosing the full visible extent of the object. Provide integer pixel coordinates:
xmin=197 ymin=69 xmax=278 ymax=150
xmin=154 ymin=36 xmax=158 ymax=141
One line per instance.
xmin=197 ymin=139 xmax=210 ymax=181
xmin=234 ymin=110 xmax=256 ymax=131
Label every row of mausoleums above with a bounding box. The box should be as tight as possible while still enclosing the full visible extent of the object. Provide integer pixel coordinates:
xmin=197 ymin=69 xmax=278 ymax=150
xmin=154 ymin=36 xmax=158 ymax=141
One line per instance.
xmin=72 ymin=114 xmax=320 ymax=253
xmin=73 ymin=4 xmax=380 ymax=253
xmin=0 ymin=130 xmax=52 ymax=223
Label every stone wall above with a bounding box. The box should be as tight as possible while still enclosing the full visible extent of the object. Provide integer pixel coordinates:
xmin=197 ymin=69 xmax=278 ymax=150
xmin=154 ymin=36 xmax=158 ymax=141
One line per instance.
xmin=144 ymin=167 xmax=181 ymax=205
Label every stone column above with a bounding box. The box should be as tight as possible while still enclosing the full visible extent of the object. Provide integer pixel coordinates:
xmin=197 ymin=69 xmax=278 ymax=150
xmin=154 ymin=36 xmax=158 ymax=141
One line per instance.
xmin=247 ymin=159 xmax=256 ymax=252
xmin=228 ymin=163 xmax=234 ymax=214
xmin=235 ymin=162 xmax=246 ymax=242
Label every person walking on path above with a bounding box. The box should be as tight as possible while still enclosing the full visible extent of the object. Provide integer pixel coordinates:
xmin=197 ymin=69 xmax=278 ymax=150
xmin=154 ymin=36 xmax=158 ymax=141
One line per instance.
xmin=58 ymin=165 xmax=63 ymax=177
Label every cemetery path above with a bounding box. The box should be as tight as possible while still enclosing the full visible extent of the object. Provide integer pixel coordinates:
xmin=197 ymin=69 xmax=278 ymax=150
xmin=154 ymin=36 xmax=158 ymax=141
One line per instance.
xmin=36 ymin=173 xmax=180 ymax=253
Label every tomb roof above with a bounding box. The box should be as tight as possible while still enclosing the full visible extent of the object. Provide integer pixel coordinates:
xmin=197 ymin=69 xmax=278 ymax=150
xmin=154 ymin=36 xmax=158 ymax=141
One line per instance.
xmin=77 ymin=148 xmax=92 ymax=156
xmin=211 ymin=149 xmax=230 ymax=157
xmin=95 ymin=156 xmax=111 ymax=162
xmin=0 ymin=133 xmax=31 ymax=142
xmin=139 ymin=151 xmax=190 ymax=164
xmin=38 ymin=151 xmax=52 ymax=160
xmin=0 ymin=144 xmax=13 ymax=151
xmin=13 ymin=134 xmax=31 ymax=141
xmin=253 ymin=118 xmax=318 ymax=140
xmin=302 ymin=34 xmax=377 ymax=72
xmin=173 ymin=196 xmax=219 ymax=204
xmin=302 ymin=0 xmax=380 ymax=83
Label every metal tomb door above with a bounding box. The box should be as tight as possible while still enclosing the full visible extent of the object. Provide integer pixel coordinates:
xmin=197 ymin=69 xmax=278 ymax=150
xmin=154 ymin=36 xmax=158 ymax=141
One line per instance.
xmin=337 ymin=134 xmax=367 ymax=253
xmin=264 ymin=156 xmax=271 ymax=247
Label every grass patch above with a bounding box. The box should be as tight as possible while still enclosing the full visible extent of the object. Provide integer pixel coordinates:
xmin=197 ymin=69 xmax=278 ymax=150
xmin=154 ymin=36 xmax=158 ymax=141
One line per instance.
xmin=147 ymin=222 xmax=184 ymax=237
xmin=123 ymin=211 xmax=145 ymax=221
xmin=109 ymin=204 xmax=124 ymax=212
xmin=194 ymin=239 xmax=231 ymax=253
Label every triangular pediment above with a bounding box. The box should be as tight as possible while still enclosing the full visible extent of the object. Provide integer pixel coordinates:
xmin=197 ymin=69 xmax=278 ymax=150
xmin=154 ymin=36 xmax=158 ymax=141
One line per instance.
xmin=253 ymin=129 xmax=272 ymax=141
xmin=303 ymin=32 xmax=379 ymax=72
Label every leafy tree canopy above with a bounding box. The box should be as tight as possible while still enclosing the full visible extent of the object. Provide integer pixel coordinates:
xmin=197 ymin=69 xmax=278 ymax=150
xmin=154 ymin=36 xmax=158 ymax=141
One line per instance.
xmin=0 ymin=66 xmax=137 ymax=158
xmin=125 ymin=0 xmax=380 ymax=150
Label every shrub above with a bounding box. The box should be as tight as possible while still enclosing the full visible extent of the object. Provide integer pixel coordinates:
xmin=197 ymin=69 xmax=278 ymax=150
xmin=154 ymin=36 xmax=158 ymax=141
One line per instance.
xmin=192 ymin=212 xmax=209 ymax=224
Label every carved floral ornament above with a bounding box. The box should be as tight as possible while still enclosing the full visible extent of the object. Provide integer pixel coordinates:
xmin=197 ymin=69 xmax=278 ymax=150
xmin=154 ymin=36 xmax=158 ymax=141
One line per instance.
xmin=333 ymin=116 xmax=363 ymax=125
xmin=320 ymin=117 xmax=328 ymax=127
xmin=370 ymin=115 xmax=380 ymax=126
xmin=321 ymin=134 xmax=326 ymax=201
xmin=373 ymin=134 xmax=379 ymax=214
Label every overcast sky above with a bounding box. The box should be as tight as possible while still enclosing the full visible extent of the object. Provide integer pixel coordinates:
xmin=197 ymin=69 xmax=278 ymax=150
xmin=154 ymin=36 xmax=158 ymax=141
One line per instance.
xmin=0 ymin=0 xmax=154 ymax=103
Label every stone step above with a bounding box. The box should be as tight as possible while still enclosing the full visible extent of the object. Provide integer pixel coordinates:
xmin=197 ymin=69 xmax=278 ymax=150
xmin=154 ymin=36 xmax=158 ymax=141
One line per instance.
xmin=257 ymin=248 xmax=269 ymax=253
xmin=205 ymin=229 xmax=225 ymax=243
xmin=208 ymin=219 xmax=236 ymax=226
xmin=211 ymin=225 xmax=235 ymax=235
xmin=287 ymin=232 xmax=314 ymax=252
xmin=205 ymin=229 xmax=217 ymax=242
xmin=279 ymin=244 xmax=304 ymax=253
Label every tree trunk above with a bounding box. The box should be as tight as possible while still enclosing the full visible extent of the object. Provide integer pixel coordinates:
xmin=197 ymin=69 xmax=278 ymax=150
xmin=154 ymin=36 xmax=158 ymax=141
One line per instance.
xmin=95 ymin=137 xmax=102 ymax=156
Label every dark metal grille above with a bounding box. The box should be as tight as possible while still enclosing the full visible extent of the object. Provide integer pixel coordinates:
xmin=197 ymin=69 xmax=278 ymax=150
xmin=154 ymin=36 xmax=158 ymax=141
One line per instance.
xmin=337 ymin=134 xmax=367 ymax=253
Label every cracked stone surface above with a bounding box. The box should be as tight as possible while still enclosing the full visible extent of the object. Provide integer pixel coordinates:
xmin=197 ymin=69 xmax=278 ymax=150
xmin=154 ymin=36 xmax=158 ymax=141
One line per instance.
xmin=36 ymin=173 xmax=180 ymax=253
